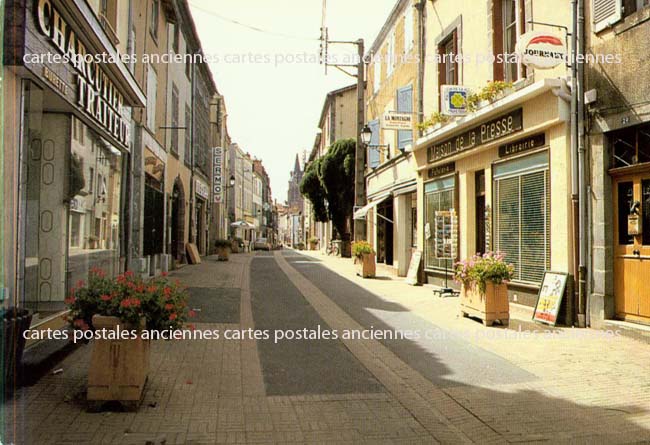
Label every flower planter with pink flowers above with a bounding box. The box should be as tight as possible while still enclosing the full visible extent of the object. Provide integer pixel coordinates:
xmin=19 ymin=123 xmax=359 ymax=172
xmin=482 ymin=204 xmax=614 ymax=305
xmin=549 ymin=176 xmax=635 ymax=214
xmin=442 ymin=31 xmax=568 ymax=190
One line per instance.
xmin=454 ymin=252 xmax=514 ymax=327
xmin=66 ymin=268 xmax=193 ymax=410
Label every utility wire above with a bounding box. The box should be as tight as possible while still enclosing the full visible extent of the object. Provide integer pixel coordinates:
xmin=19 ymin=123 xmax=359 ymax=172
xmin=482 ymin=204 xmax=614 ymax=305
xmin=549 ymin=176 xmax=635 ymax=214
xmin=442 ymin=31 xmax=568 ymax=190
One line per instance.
xmin=188 ymin=2 xmax=319 ymax=41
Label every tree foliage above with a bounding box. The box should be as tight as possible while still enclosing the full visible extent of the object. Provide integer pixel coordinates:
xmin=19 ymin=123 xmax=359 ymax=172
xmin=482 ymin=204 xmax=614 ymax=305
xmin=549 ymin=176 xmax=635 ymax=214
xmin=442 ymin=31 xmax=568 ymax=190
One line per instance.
xmin=320 ymin=138 xmax=356 ymax=238
xmin=300 ymin=139 xmax=356 ymax=238
xmin=299 ymin=157 xmax=328 ymax=222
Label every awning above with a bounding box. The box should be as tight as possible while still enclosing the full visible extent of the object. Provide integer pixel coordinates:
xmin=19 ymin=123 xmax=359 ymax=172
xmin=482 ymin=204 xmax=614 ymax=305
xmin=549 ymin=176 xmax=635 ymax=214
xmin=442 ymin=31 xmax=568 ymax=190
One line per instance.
xmin=353 ymin=194 xmax=391 ymax=220
xmin=231 ymin=220 xmax=255 ymax=229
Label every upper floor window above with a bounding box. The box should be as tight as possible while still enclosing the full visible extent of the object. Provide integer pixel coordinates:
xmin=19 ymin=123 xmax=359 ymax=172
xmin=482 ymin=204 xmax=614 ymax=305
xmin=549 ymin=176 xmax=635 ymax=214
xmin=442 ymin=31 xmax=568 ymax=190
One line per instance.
xmin=150 ymin=0 xmax=159 ymax=40
xmin=387 ymin=32 xmax=396 ymax=76
xmin=623 ymin=0 xmax=650 ymax=17
xmin=438 ymin=31 xmax=458 ymax=87
xmin=373 ymin=55 xmax=381 ymax=93
xmin=404 ymin=5 xmax=414 ymax=53
xmin=146 ymin=65 xmax=157 ymax=131
xmin=493 ymin=0 xmax=524 ymax=82
xmin=171 ymin=84 xmax=179 ymax=153
xmin=172 ymin=23 xmax=180 ymax=53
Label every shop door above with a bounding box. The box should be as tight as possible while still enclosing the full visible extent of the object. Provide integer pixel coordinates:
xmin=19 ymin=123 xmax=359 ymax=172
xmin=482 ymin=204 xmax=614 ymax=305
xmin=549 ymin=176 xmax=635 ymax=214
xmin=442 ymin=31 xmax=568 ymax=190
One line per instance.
xmin=614 ymin=176 xmax=650 ymax=321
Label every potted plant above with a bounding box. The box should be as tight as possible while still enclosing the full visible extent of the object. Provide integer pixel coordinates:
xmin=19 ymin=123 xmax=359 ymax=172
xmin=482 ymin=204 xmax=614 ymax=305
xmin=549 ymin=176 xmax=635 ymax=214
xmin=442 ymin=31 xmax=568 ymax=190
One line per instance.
xmin=214 ymin=239 xmax=231 ymax=261
xmin=87 ymin=235 xmax=99 ymax=249
xmin=231 ymin=237 xmax=243 ymax=253
xmin=454 ymin=252 xmax=514 ymax=326
xmin=65 ymin=268 xmax=192 ymax=410
xmin=352 ymin=241 xmax=376 ymax=278
xmin=308 ymin=237 xmax=319 ymax=250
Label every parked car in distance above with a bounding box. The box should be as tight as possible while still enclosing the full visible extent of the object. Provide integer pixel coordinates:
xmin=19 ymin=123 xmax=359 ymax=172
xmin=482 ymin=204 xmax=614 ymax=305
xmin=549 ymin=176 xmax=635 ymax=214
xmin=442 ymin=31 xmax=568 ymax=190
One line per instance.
xmin=253 ymin=237 xmax=271 ymax=251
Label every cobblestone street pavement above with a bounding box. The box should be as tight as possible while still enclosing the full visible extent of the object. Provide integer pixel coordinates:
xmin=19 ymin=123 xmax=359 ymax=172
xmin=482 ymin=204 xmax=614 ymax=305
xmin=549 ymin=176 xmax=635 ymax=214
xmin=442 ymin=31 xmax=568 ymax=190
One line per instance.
xmin=3 ymin=251 xmax=650 ymax=444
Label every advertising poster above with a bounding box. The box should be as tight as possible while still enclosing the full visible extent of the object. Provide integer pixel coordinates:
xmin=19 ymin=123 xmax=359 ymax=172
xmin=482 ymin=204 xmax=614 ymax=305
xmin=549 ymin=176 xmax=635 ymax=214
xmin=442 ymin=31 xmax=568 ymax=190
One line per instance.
xmin=533 ymin=272 xmax=569 ymax=326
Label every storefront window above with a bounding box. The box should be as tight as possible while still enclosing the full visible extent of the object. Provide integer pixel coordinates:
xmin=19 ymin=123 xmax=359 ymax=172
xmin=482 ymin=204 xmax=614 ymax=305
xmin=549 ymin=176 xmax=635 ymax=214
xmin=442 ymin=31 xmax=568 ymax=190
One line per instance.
xmin=411 ymin=193 xmax=418 ymax=248
xmin=494 ymin=151 xmax=550 ymax=284
xmin=424 ymin=176 xmax=455 ymax=270
xmin=611 ymin=123 xmax=650 ymax=168
xmin=20 ymin=82 xmax=124 ymax=313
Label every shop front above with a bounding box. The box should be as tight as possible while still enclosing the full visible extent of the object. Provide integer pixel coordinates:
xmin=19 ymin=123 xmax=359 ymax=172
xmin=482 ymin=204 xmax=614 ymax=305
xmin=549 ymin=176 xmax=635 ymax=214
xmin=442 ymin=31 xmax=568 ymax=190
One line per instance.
xmin=606 ymin=122 xmax=650 ymax=324
xmin=357 ymin=155 xmax=418 ymax=277
xmin=414 ymin=80 xmax=572 ymax=307
xmin=3 ymin=0 xmax=145 ymax=313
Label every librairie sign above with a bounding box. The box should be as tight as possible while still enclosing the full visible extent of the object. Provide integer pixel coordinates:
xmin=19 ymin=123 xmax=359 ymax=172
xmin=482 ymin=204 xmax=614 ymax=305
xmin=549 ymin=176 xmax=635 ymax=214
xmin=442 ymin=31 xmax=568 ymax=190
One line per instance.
xmin=33 ymin=0 xmax=130 ymax=148
xmin=382 ymin=111 xmax=412 ymax=130
xmin=515 ymin=31 xmax=567 ymax=70
xmin=498 ymin=133 xmax=545 ymax=157
xmin=427 ymin=108 xmax=523 ymax=162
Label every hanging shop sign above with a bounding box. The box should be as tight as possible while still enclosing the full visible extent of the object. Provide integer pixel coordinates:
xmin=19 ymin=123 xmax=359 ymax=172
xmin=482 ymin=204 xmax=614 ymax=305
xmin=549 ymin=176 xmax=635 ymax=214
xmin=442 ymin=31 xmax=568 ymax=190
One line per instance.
xmin=213 ymin=147 xmax=223 ymax=204
xmin=31 ymin=0 xmax=131 ymax=148
xmin=533 ymin=271 xmax=569 ymax=326
xmin=441 ymin=85 xmax=472 ymax=116
xmin=196 ymin=179 xmax=209 ymax=200
xmin=427 ymin=108 xmax=523 ymax=163
xmin=515 ymin=31 xmax=567 ymax=70
xmin=382 ymin=111 xmax=413 ymax=130
xmin=498 ymin=133 xmax=546 ymax=157
xmin=427 ymin=162 xmax=455 ymax=179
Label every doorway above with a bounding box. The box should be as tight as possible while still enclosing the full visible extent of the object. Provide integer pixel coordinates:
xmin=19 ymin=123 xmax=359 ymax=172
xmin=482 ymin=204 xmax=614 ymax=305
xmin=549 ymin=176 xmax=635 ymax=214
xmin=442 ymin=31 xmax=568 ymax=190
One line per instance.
xmin=171 ymin=178 xmax=186 ymax=262
xmin=475 ymin=170 xmax=486 ymax=255
xmin=377 ymin=199 xmax=394 ymax=265
xmin=613 ymin=174 xmax=650 ymax=322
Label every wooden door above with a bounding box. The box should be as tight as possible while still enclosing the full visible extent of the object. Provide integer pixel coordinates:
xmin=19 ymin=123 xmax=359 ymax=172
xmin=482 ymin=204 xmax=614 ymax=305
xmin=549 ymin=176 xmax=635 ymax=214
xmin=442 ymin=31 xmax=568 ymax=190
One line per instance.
xmin=613 ymin=175 xmax=650 ymax=322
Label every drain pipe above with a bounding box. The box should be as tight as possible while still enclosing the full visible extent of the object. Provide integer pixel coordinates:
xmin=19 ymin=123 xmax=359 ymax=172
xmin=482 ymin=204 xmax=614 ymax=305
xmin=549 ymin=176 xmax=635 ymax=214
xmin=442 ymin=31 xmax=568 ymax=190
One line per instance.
xmin=577 ymin=0 xmax=587 ymax=328
xmin=570 ymin=0 xmax=580 ymax=327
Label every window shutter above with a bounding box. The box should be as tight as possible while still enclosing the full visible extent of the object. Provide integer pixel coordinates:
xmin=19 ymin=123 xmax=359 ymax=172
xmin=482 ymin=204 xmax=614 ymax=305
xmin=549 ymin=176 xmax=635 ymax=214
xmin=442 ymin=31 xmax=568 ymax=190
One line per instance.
xmin=593 ymin=0 xmax=623 ymax=32
xmin=397 ymin=86 xmax=413 ymax=149
xmin=368 ymin=120 xmax=381 ymax=168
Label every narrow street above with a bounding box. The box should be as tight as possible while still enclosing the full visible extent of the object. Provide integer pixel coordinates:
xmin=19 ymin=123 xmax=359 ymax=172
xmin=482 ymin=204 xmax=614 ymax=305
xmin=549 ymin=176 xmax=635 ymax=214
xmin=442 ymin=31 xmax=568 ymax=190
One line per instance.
xmin=5 ymin=251 xmax=650 ymax=444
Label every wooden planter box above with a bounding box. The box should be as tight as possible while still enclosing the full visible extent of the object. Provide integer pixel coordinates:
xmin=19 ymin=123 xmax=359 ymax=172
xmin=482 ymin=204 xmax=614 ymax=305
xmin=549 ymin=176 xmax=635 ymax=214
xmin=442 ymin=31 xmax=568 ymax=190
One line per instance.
xmin=216 ymin=246 xmax=230 ymax=261
xmin=87 ymin=315 xmax=150 ymax=410
xmin=356 ymin=253 xmax=376 ymax=278
xmin=459 ymin=282 xmax=509 ymax=326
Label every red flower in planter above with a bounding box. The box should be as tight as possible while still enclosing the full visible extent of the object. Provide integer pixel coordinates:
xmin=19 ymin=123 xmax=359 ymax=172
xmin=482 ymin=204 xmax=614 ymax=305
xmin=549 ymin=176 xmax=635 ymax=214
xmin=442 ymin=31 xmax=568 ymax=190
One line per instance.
xmin=161 ymin=272 xmax=168 ymax=277
xmin=188 ymin=324 xmax=196 ymax=331
xmin=124 ymin=271 xmax=135 ymax=278
xmin=100 ymin=294 xmax=112 ymax=301
xmin=117 ymin=274 xmax=126 ymax=284
xmin=188 ymin=310 xmax=196 ymax=318
xmin=76 ymin=280 xmax=85 ymax=288
xmin=90 ymin=267 xmax=106 ymax=278
xmin=164 ymin=303 xmax=174 ymax=311
xmin=131 ymin=298 xmax=141 ymax=307
xmin=135 ymin=284 xmax=145 ymax=293
xmin=147 ymin=285 xmax=157 ymax=293
xmin=169 ymin=313 xmax=177 ymax=321
xmin=64 ymin=296 xmax=76 ymax=305
xmin=120 ymin=299 xmax=132 ymax=308
xmin=73 ymin=319 xmax=88 ymax=330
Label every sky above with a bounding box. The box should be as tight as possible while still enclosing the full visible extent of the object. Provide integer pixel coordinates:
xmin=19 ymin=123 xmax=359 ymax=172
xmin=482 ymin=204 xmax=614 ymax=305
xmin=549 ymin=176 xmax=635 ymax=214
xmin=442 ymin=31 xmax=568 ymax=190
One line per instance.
xmin=189 ymin=0 xmax=397 ymax=203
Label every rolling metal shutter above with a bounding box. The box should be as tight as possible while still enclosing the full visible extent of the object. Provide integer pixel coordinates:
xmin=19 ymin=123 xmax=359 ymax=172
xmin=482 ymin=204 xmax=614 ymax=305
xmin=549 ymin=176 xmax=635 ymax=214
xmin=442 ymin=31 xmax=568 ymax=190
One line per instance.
xmin=494 ymin=151 xmax=550 ymax=285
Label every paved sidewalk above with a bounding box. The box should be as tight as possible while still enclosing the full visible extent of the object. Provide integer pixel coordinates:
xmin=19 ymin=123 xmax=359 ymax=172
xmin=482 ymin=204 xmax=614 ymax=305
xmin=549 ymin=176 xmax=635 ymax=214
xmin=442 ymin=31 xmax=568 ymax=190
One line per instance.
xmin=294 ymin=249 xmax=650 ymax=443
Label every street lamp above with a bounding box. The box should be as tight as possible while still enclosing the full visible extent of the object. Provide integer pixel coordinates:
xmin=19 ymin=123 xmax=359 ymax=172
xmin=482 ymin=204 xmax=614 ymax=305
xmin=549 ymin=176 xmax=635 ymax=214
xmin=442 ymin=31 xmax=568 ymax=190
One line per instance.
xmin=229 ymin=175 xmax=235 ymax=187
xmin=360 ymin=125 xmax=372 ymax=145
xmin=362 ymin=124 xmax=391 ymax=166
